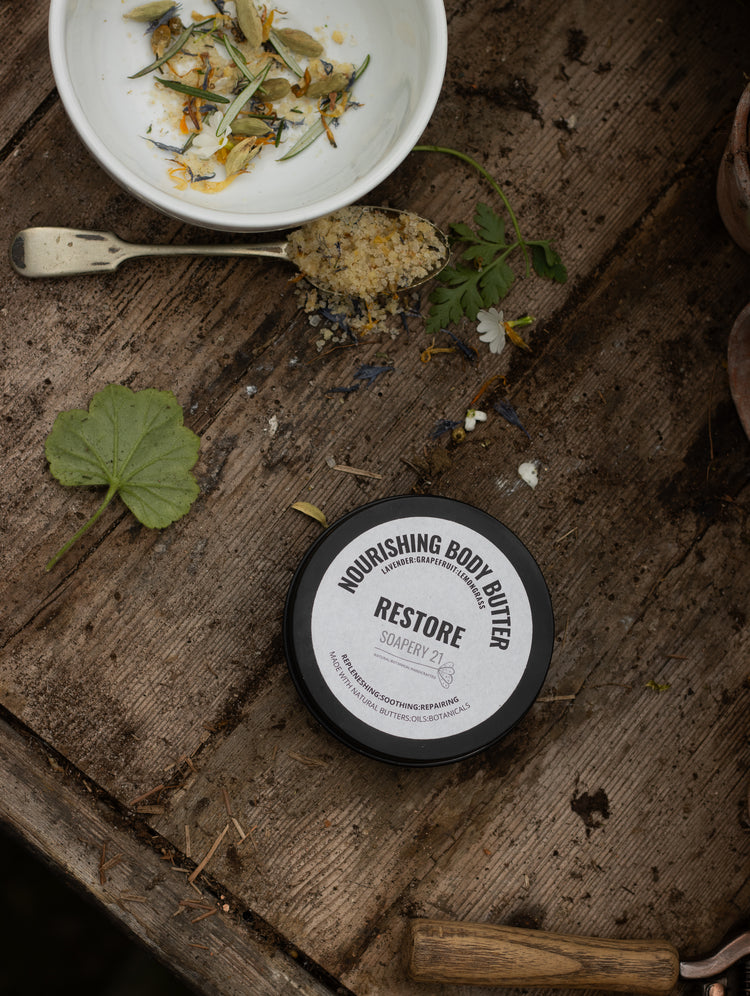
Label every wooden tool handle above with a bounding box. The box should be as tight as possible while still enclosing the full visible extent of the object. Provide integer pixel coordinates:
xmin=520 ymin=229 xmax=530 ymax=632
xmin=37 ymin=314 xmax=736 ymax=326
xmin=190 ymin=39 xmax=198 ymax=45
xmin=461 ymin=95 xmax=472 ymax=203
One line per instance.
xmin=407 ymin=920 xmax=680 ymax=994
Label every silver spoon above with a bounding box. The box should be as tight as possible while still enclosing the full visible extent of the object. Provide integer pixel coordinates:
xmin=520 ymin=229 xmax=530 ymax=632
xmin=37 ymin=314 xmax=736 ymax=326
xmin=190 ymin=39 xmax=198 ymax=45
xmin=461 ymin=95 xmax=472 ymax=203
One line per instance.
xmin=9 ymin=207 xmax=449 ymax=293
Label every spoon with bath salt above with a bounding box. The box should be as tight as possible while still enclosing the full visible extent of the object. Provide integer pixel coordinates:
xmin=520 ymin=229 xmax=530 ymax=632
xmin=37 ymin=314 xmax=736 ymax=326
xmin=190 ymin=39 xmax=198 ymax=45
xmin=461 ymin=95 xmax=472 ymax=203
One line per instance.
xmin=9 ymin=207 xmax=449 ymax=297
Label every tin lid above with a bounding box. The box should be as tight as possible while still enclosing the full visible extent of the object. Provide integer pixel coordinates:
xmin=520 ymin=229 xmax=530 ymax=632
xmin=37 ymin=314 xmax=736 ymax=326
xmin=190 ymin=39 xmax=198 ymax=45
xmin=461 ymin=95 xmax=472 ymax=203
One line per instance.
xmin=283 ymin=495 xmax=554 ymax=766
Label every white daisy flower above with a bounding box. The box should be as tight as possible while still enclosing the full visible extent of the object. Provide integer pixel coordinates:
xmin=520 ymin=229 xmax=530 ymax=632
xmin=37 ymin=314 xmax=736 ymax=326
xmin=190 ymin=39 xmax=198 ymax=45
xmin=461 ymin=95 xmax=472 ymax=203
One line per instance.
xmin=464 ymin=408 xmax=487 ymax=431
xmin=477 ymin=308 xmax=506 ymax=354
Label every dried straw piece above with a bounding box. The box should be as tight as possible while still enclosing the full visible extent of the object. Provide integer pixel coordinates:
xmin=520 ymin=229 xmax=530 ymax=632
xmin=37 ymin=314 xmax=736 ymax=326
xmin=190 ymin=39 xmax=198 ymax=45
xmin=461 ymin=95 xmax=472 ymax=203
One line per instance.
xmin=98 ymin=842 xmax=123 ymax=885
xmin=101 ymin=854 xmax=125 ymax=872
xmin=188 ymin=824 xmax=229 ymax=884
xmin=221 ymin=787 xmax=233 ymax=816
xmin=287 ymin=750 xmax=327 ymax=767
xmin=99 ymin=842 xmax=108 ymax=885
xmin=332 ymin=464 xmax=383 ymax=479
xmin=129 ymin=784 xmax=165 ymax=806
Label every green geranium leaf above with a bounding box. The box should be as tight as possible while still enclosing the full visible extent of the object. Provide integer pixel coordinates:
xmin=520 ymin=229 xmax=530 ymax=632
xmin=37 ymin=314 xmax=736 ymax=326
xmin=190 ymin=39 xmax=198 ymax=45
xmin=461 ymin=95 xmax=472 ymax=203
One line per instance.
xmin=474 ymin=201 xmax=506 ymax=244
xmin=479 ymin=259 xmax=515 ymax=304
xmin=530 ymin=241 xmax=568 ymax=283
xmin=449 ymin=222 xmax=477 ymax=242
xmin=45 ymin=384 xmax=200 ymax=571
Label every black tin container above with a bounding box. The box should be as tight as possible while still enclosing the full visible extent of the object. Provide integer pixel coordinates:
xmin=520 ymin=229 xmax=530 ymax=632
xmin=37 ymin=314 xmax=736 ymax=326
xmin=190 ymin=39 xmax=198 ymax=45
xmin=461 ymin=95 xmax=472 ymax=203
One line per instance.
xmin=283 ymin=495 xmax=554 ymax=766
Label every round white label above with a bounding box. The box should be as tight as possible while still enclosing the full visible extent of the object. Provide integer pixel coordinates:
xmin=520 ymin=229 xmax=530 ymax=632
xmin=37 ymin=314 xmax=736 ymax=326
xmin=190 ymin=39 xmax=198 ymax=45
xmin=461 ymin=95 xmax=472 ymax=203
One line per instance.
xmin=310 ymin=515 xmax=533 ymax=740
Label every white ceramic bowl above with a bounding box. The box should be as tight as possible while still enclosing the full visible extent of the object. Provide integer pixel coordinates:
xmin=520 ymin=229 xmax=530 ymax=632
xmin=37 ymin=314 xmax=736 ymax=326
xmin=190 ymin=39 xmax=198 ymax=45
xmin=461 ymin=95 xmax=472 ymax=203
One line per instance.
xmin=48 ymin=0 xmax=447 ymax=232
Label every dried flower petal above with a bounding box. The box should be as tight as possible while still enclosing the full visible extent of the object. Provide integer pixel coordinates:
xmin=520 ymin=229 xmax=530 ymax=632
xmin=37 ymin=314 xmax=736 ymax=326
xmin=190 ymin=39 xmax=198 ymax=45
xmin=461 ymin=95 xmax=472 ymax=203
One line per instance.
xmin=291 ymin=501 xmax=329 ymax=529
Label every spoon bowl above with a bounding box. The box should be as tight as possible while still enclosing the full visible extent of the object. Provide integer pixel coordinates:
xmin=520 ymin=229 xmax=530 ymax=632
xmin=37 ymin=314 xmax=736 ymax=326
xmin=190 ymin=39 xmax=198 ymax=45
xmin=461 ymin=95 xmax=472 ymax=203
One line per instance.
xmin=9 ymin=207 xmax=449 ymax=297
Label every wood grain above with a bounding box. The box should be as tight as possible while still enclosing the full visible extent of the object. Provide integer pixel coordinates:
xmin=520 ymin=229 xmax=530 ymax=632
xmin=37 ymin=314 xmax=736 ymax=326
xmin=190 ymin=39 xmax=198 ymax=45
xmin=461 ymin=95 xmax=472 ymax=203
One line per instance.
xmin=0 ymin=5 xmax=55 ymax=150
xmin=0 ymin=711 xmax=334 ymax=996
xmin=1 ymin=1 xmax=750 ymax=994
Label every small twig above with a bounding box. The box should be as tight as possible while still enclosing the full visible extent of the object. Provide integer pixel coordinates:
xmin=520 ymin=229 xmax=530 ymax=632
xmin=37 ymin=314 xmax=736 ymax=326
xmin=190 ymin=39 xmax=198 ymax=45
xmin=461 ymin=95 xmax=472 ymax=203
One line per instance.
xmin=167 ymin=753 xmax=197 ymax=773
xmin=332 ymin=464 xmax=383 ymax=480
xmin=129 ymin=784 xmax=165 ymax=807
xmin=101 ymin=854 xmax=125 ymax=873
xmin=231 ymin=817 xmax=247 ymax=841
xmin=185 ymin=824 xmax=192 ymax=859
xmin=239 ymin=825 xmax=259 ymax=850
xmin=287 ymin=750 xmax=327 ymax=767
xmin=559 ymin=616 xmax=569 ymax=651
xmin=221 ymin=787 xmax=233 ymax=817
xmin=191 ymin=908 xmax=219 ymax=923
xmin=188 ymin=824 xmax=229 ymax=884
xmin=99 ymin=842 xmax=108 ymax=885
xmin=555 ymin=526 xmax=578 ymax=544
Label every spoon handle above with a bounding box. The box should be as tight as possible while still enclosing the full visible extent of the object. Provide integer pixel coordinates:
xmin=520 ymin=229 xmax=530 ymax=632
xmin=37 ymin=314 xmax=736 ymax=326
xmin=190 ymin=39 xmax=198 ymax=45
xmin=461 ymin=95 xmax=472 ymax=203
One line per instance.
xmin=9 ymin=227 xmax=290 ymax=278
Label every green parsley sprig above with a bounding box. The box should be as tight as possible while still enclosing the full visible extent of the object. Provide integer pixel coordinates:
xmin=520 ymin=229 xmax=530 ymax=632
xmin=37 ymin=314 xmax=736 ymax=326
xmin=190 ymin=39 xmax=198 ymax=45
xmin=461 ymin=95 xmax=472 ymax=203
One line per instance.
xmin=413 ymin=146 xmax=567 ymax=335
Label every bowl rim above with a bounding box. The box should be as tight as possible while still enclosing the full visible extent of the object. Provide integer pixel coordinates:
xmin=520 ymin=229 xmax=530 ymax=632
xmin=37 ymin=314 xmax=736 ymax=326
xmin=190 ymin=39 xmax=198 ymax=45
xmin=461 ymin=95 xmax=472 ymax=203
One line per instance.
xmin=47 ymin=0 xmax=448 ymax=233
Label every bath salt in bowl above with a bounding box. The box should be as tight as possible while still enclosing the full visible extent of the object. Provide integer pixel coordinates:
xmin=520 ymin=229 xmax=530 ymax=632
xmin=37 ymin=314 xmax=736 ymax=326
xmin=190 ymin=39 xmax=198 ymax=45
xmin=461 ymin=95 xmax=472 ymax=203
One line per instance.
xmin=48 ymin=0 xmax=447 ymax=232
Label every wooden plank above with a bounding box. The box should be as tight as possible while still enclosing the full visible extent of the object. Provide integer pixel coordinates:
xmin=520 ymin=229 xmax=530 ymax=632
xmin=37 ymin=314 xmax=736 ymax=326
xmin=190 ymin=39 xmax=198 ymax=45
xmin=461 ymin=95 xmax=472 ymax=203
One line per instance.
xmin=151 ymin=164 xmax=750 ymax=988
xmin=0 ymin=710 xmax=337 ymax=996
xmin=1 ymin=0 xmax=750 ymax=992
xmin=0 ymin=4 xmax=55 ymax=150
xmin=1 ymin=0 xmax=746 ymax=791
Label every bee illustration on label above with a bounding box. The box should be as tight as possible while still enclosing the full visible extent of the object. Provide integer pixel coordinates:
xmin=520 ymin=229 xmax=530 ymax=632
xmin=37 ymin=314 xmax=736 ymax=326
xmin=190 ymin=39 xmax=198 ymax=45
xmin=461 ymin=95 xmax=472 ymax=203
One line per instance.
xmin=438 ymin=664 xmax=455 ymax=688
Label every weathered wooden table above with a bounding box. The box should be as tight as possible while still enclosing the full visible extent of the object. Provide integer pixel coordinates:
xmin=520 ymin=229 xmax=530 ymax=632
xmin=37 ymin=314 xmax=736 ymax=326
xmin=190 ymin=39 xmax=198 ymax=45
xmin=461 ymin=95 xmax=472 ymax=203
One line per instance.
xmin=2 ymin=2 xmax=749 ymax=994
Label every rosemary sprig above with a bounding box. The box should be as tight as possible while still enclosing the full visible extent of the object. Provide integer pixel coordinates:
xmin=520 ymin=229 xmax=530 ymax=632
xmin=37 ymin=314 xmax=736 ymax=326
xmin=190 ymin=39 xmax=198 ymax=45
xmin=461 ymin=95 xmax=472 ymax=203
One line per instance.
xmin=267 ymin=29 xmax=304 ymax=78
xmin=128 ymin=16 xmax=216 ymax=78
xmin=154 ymin=77 xmax=229 ymax=102
xmin=279 ymin=55 xmax=370 ymax=162
xmin=216 ymin=62 xmax=271 ymax=137
xmin=220 ymin=32 xmax=256 ymax=83
xmin=413 ymin=145 xmax=567 ymax=335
